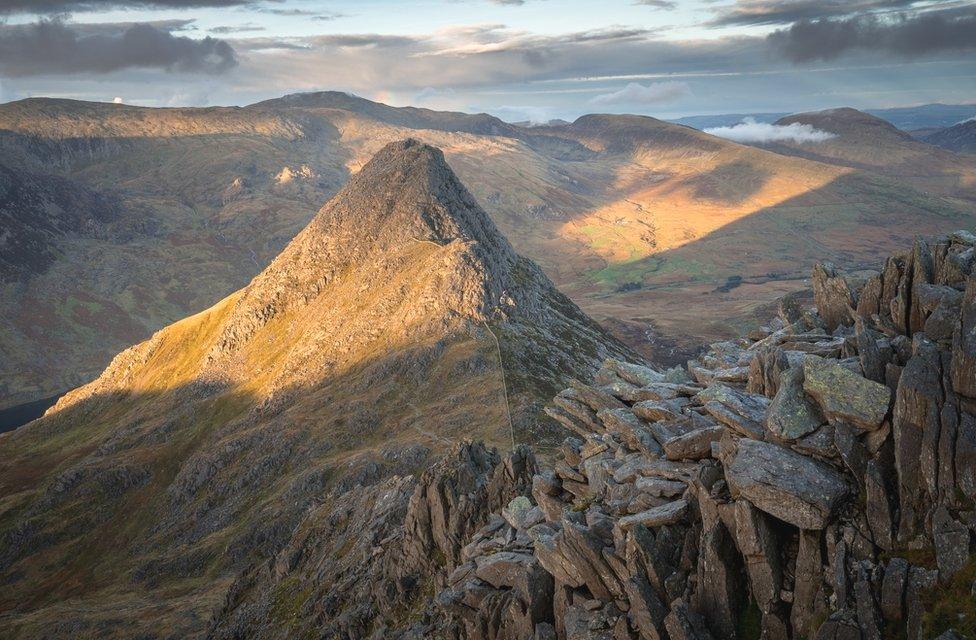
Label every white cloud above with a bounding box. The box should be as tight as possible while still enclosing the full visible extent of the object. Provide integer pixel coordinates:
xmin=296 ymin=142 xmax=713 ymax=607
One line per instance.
xmin=704 ymin=117 xmax=836 ymax=144
xmin=112 ymin=96 xmax=123 ymax=104
xmin=589 ymin=81 xmax=690 ymax=106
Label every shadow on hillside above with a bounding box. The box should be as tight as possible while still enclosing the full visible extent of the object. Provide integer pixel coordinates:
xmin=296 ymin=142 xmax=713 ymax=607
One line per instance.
xmin=619 ymin=170 xmax=972 ymax=292
xmin=0 ymin=324 xmax=524 ymax=622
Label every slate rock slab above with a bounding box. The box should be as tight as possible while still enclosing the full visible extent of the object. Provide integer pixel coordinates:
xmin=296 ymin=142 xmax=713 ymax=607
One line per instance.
xmin=725 ymin=438 xmax=849 ymax=529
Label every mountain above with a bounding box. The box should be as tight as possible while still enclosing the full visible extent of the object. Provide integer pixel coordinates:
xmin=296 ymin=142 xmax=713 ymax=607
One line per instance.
xmin=760 ymin=108 xmax=976 ymax=200
xmin=2 ymin=95 xmax=975 ymax=414
xmin=925 ymin=118 xmax=976 ymax=155
xmin=0 ymin=140 xmax=633 ymax=637
xmin=673 ymin=102 xmax=976 ymax=133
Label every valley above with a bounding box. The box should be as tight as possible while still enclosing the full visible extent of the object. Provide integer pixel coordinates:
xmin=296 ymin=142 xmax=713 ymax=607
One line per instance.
xmin=2 ymin=94 xmax=975 ymax=412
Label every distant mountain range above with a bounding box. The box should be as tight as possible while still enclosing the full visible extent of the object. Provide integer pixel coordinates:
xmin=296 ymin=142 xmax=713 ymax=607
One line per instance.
xmin=1 ymin=92 xmax=975 ymax=417
xmin=672 ymin=102 xmax=976 ymax=133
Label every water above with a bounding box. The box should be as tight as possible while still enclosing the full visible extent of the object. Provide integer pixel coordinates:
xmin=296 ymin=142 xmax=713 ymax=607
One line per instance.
xmin=0 ymin=393 xmax=63 ymax=434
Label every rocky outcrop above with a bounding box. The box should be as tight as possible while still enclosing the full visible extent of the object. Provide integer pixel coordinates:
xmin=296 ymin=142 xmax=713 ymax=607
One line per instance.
xmin=429 ymin=232 xmax=976 ymax=640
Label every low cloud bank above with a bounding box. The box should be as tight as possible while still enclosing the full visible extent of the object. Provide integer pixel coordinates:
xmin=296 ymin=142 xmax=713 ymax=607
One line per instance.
xmin=590 ymin=81 xmax=690 ymax=107
xmin=704 ymin=117 xmax=836 ymax=144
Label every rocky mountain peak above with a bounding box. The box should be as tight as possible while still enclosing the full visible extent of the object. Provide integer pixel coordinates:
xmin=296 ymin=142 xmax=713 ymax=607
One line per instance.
xmin=307 ymin=138 xmax=517 ymax=264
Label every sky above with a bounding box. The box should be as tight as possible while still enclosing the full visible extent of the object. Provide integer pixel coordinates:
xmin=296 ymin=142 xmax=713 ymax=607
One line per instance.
xmin=0 ymin=0 xmax=974 ymax=121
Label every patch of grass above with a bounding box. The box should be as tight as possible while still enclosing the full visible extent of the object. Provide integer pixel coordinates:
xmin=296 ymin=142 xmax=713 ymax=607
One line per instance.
xmin=922 ymin=554 xmax=976 ymax=639
xmin=736 ymin=597 xmax=762 ymax=640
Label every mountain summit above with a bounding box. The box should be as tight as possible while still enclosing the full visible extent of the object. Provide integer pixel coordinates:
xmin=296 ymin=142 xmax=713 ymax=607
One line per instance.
xmin=0 ymin=140 xmax=632 ymax=637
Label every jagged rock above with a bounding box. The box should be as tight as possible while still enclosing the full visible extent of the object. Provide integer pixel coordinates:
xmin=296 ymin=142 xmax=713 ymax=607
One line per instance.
xmin=814 ymin=611 xmax=862 ymax=640
xmin=694 ymin=521 xmax=746 ymax=640
xmin=792 ymin=529 xmax=827 ymax=637
xmin=833 ymin=422 xmax=868 ymax=489
xmin=533 ymin=472 xmax=566 ymax=522
xmin=813 ymin=261 xmax=856 ymax=331
xmin=632 ymin=399 xmax=688 ymax=423
xmin=604 ymin=359 xmax=665 ymax=388
xmin=618 ymin=500 xmax=689 ymax=531
xmin=905 ymin=567 xmax=938 ymax=640
xmin=952 ymin=276 xmax=976 ymax=398
xmin=664 ymin=598 xmax=715 ymax=640
xmin=933 ymin=506 xmax=971 ymax=582
xmin=854 ymin=563 xmax=883 ymax=640
xmin=957 ymin=412 xmax=976 ymax=501
xmin=893 ymin=335 xmax=944 ymax=542
xmin=725 ymin=438 xmax=849 ymax=529
xmin=880 ymin=557 xmax=908 ymax=622
xmin=624 ymin=572 xmax=668 ymax=640
xmin=766 ymin=366 xmax=825 ymax=440
xmin=635 ymin=477 xmax=687 ymax=499
xmin=864 ymin=459 xmax=894 ymax=551
xmin=803 ymin=355 xmax=891 ymax=431
xmin=475 ymin=551 xmax=538 ymax=588
xmin=733 ymin=499 xmax=781 ymax=613
xmin=662 ymin=426 xmax=724 ymax=461
xmin=697 ymin=384 xmax=768 ymax=439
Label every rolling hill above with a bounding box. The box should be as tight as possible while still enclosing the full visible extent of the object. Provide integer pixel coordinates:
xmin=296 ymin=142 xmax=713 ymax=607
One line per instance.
xmin=1 ymin=94 xmax=975 ymax=412
xmin=925 ymin=118 xmax=976 ymax=155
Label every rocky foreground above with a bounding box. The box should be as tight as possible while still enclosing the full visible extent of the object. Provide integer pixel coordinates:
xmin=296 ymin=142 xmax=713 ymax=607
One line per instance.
xmin=428 ymin=231 xmax=976 ymax=640
xmin=214 ymin=231 xmax=976 ymax=639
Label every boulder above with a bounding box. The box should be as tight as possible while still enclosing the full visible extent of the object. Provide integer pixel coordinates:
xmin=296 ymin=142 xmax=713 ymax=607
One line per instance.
xmin=624 ymin=572 xmax=668 ymax=640
xmin=803 ymin=355 xmax=891 ymax=430
xmin=880 ymin=557 xmax=908 ymax=621
xmin=951 ymin=276 xmax=976 ymax=398
xmin=766 ymin=366 xmax=825 ymax=440
xmin=812 ymin=261 xmax=856 ymax=331
xmin=662 ymin=426 xmax=725 ymax=461
xmin=694 ymin=521 xmax=747 ymax=640
xmin=733 ymin=499 xmax=781 ymax=613
xmin=475 ymin=551 xmax=538 ymax=589
xmin=725 ymin=439 xmax=849 ymax=529
xmin=618 ymin=500 xmax=689 ymax=531
xmin=791 ymin=529 xmax=827 ymax=638
xmin=697 ymin=384 xmax=769 ymax=439
xmin=933 ymin=506 xmax=971 ymax=582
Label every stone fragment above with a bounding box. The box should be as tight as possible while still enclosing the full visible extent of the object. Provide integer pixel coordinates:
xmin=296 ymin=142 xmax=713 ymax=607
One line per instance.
xmin=635 ymin=477 xmax=687 ymax=498
xmin=475 ymin=551 xmax=538 ymax=589
xmin=733 ymin=499 xmax=781 ymax=613
xmin=694 ymin=522 xmax=746 ymax=640
xmin=880 ymin=557 xmax=908 ymax=622
xmin=864 ymin=459 xmax=894 ymax=551
xmin=663 ymin=598 xmax=715 ymax=640
xmin=803 ymin=355 xmax=892 ymax=431
xmin=662 ymin=426 xmax=724 ymax=461
xmin=951 ymin=276 xmax=976 ymax=398
xmin=697 ymin=384 xmax=769 ymax=439
xmin=933 ymin=505 xmax=971 ymax=582
xmin=854 ymin=563 xmax=883 ymax=640
xmin=812 ymin=261 xmax=855 ymax=330
xmin=725 ymin=439 xmax=849 ymax=529
xmin=766 ymin=366 xmax=825 ymax=440
xmin=618 ymin=500 xmax=688 ymax=531
xmin=604 ymin=359 xmax=665 ymax=387
xmin=791 ymin=529 xmax=826 ymax=639
xmin=624 ymin=572 xmax=667 ymax=640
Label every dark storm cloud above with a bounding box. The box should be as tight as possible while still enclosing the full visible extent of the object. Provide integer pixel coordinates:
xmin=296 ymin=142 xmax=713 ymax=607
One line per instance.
xmin=768 ymin=6 xmax=976 ymax=61
xmin=0 ymin=19 xmax=238 ymax=76
xmin=712 ymin=0 xmax=924 ymax=26
xmin=0 ymin=0 xmax=264 ymax=12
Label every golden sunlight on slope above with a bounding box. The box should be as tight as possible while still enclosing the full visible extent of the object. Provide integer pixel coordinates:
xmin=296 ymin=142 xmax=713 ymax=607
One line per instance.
xmin=560 ymin=152 xmax=851 ymax=264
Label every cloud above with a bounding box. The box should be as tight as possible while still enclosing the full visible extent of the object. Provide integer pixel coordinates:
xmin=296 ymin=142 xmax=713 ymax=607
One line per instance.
xmin=710 ymin=0 xmax=919 ymax=27
xmin=210 ymin=23 xmax=264 ymax=34
xmin=767 ymin=7 xmax=976 ymax=61
xmin=634 ymin=0 xmax=676 ymax=8
xmin=704 ymin=117 xmax=837 ymax=143
xmin=0 ymin=19 xmax=237 ymax=76
xmin=0 ymin=0 xmax=255 ymax=12
xmin=590 ymin=81 xmax=691 ymax=106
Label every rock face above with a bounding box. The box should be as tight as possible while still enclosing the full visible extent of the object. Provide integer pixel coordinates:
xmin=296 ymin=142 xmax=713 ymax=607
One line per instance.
xmin=421 ymin=233 xmax=975 ymax=640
